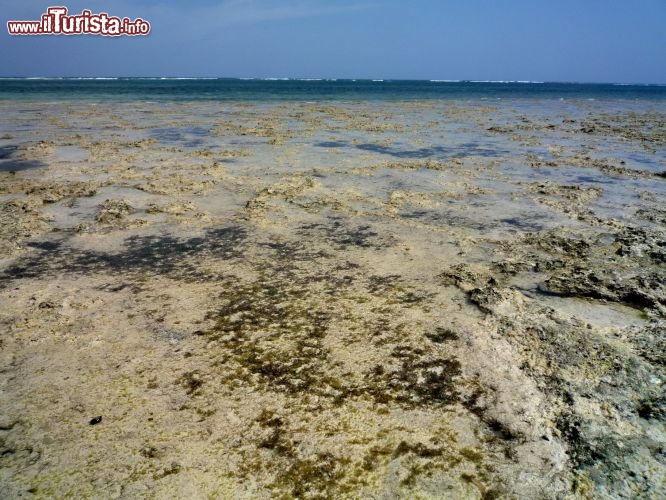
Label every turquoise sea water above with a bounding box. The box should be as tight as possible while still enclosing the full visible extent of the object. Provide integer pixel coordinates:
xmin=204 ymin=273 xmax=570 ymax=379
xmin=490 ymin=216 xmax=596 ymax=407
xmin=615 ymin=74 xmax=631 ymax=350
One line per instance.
xmin=1 ymin=78 xmax=665 ymax=101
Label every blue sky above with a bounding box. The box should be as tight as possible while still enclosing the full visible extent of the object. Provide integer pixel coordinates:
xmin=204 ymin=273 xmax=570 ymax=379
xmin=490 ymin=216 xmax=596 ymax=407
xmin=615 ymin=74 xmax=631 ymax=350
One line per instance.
xmin=2 ymin=0 xmax=665 ymax=82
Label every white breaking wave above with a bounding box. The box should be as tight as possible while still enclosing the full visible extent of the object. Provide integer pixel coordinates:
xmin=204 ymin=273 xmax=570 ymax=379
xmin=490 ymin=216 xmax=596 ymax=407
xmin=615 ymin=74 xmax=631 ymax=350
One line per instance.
xmin=470 ymin=80 xmax=544 ymax=84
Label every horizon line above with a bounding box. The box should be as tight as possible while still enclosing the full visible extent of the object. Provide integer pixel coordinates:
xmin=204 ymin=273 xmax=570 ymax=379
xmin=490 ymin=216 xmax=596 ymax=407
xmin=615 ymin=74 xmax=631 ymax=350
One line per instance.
xmin=1 ymin=76 xmax=665 ymax=86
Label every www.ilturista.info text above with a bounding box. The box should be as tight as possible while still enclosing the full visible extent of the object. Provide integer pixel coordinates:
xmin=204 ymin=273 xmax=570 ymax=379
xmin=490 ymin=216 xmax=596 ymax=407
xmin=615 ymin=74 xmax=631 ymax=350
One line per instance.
xmin=7 ymin=7 xmax=150 ymax=36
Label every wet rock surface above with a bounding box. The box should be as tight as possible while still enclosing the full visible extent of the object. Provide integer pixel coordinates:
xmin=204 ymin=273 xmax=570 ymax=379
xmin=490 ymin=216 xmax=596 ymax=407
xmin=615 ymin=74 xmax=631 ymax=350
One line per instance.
xmin=0 ymin=99 xmax=664 ymax=498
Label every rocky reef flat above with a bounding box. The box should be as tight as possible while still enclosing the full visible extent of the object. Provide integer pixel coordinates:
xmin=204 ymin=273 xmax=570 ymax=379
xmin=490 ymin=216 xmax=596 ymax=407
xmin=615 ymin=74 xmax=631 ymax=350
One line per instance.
xmin=0 ymin=99 xmax=664 ymax=498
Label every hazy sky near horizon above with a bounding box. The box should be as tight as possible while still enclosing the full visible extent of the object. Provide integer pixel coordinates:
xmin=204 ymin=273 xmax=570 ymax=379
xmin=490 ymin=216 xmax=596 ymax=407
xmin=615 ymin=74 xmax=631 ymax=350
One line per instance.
xmin=2 ymin=0 xmax=665 ymax=83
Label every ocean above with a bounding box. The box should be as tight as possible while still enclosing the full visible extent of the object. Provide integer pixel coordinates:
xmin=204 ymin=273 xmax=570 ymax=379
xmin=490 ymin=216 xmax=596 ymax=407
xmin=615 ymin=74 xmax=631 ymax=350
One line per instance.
xmin=1 ymin=77 xmax=665 ymax=101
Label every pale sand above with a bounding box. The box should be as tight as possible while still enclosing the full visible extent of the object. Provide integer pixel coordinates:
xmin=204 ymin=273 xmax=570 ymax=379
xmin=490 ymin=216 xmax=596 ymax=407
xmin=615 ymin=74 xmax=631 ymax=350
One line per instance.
xmin=0 ymin=100 xmax=665 ymax=498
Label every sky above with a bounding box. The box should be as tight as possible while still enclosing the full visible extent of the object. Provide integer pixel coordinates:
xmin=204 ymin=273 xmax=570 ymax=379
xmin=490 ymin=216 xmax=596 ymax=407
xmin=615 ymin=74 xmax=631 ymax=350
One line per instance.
xmin=1 ymin=0 xmax=665 ymax=83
